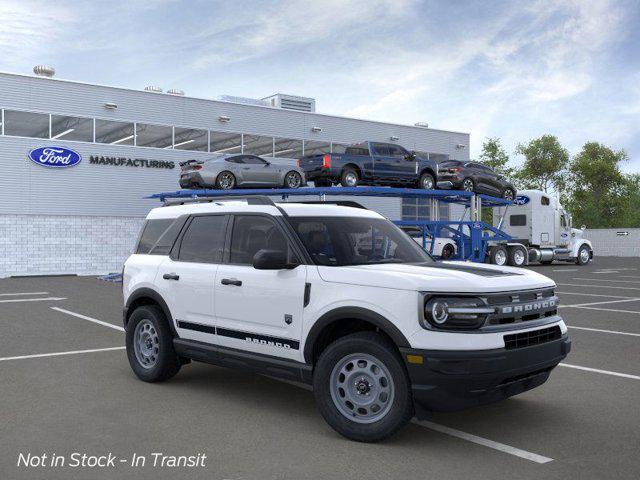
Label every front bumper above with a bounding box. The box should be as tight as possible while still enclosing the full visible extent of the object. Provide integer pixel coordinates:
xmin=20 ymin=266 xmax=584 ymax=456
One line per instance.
xmin=401 ymin=334 xmax=571 ymax=414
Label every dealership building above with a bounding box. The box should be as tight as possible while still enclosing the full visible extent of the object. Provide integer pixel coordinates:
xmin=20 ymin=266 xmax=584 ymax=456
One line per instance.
xmin=0 ymin=68 xmax=470 ymax=277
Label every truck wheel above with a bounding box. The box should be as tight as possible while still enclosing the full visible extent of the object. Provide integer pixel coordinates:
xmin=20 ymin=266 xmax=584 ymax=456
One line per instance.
xmin=216 ymin=171 xmax=236 ymax=190
xmin=507 ymin=246 xmax=527 ymax=267
xmin=313 ymin=332 xmax=413 ymax=442
xmin=126 ymin=305 xmax=181 ymax=383
xmin=490 ymin=245 xmax=508 ymax=266
xmin=340 ymin=168 xmax=359 ymax=187
xmin=418 ymin=172 xmax=435 ymax=190
xmin=441 ymin=243 xmax=455 ymax=259
xmin=576 ymin=245 xmax=591 ymax=265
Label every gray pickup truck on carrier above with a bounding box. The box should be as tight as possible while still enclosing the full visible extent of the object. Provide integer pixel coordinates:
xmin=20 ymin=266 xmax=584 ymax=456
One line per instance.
xmin=298 ymin=141 xmax=439 ymax=189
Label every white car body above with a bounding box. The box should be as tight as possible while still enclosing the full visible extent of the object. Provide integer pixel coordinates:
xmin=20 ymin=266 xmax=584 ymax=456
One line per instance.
xmin=123 ymin=199 xmax=571 ymax=437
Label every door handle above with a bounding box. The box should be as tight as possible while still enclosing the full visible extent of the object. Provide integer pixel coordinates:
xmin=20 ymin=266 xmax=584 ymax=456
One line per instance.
xmin=163 ymin=273 xmax=180 ymax=281
xmin=242 ymin=167 xmax=250 ymax=170
xmin=221 ymin=278 xmax=242 ymax=286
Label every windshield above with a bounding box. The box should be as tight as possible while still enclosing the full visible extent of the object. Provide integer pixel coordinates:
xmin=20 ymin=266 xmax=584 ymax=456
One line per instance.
xmin=288 ymin=216 xmax=433 ymax=266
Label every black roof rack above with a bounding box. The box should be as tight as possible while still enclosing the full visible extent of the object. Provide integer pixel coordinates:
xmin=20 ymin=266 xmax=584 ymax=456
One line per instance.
xmin=162 ymin=195 xmax=276 ymax=207
xmin=290 ymin=200 xmax=368 ymax=210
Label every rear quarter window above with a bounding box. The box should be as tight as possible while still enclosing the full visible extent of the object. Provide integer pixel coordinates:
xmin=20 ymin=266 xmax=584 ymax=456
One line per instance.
xmin=136 ymin=219 xmax=174 ymax=254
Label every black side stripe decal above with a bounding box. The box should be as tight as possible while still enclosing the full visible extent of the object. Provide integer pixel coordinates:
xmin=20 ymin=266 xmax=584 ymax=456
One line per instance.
xmin=177 ymin=321 xmax=300 ymax=350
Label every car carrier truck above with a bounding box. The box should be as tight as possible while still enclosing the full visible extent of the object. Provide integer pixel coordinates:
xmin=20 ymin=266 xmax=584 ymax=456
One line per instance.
xmin=492 ymin=189 xmax=593 ymax=266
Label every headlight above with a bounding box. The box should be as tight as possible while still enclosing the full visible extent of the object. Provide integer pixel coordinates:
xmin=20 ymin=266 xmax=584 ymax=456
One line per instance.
xmin=422 ymin=296 xmax=494 ymax=330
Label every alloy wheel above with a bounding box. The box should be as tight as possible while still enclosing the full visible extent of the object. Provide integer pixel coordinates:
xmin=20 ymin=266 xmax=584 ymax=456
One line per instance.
xmin=286 ymin=172 xmax=302 ymax=188
xmin=462 ymin=179 xmax=474 ymax=192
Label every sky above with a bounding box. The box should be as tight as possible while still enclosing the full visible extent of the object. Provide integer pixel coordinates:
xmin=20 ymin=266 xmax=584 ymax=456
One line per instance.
xmin=1 ymin=0 xmax=639 ymax=171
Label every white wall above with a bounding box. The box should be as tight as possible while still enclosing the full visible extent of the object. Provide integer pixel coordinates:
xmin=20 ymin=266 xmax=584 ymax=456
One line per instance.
xmin=583 ymin=228 xmax=640 ymax=257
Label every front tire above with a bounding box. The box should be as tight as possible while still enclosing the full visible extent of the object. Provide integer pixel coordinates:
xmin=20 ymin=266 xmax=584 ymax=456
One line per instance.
xmin=313 ymin=332 xmax=413 ymax=442
xmin=126 ymin=305 xmax=181 ymax=383
xmin=576 ymin=245 xmax=591 ymax=265
xmin=418 ymin=172 xmax=435 ymax=190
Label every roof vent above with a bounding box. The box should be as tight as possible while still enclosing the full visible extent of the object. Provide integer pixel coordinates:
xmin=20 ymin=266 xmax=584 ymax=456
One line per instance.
xmin=167 ymin=89 xmax=185 ymax=96
xmin=33 ymin=65 xmax=55 ymax=77
xmin=144 ymin=86 xmax=163 ymax=93
xmin=414 ymin=122 xmax=429 ymax=128
xmin=262 ymin=93 xmax=316 ymax=112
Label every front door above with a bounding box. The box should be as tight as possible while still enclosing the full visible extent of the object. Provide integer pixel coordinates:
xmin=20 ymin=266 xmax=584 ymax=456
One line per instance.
xmin=386 ymin=144 xmax=417 ymax=183
xmin=157 ymin=214 xmax=229 ymax=343
xmin=240 ymin=155 xmax=276 ymax=185
xmin=214 ymin=214 xmax=306 ymax=360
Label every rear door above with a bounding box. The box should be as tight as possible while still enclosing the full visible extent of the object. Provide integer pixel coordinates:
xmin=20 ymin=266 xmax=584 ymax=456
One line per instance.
xmin=370 ymin=143 xmax=394 ymax=180
xmin=214 ymin=214 xmax=306 ymax=360
xmin=157 ymin=214 xmax=229 ymax=343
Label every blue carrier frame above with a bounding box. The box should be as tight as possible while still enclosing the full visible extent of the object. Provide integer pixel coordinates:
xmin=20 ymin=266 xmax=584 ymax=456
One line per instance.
xmin=150 ymin=186 xmax=513 ymax=263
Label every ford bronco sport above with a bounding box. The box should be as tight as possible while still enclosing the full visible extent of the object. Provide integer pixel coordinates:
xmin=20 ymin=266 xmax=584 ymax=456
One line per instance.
xmin=123 ymin=196 xmax=570 ymax=442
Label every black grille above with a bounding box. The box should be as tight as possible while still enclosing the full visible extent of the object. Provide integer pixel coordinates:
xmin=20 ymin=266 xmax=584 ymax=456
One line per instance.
xmin=504 ymin=326 xmax=561 ymax=350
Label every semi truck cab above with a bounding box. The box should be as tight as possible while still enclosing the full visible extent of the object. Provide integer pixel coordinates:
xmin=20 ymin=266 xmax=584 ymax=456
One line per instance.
xmin=496 ymin=189 xmax=593 ymax=265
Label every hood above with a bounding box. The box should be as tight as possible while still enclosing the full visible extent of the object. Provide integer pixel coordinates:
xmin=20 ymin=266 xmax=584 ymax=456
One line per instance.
xmin=317 ymin=261 xmax=555 ymax=293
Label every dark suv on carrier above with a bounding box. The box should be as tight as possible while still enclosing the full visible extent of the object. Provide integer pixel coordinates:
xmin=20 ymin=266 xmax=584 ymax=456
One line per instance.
xmin=437 ymin=160 xmax=516 ymax=200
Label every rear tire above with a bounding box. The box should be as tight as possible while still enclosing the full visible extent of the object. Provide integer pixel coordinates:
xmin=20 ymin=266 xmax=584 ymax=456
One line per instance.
xmin=489 ymin=245 xmax=508 ymax=266
xmin=126 ymin=305 xmax=181 ymax=383
xmin=313 ymin=332 xmax=413 ymax=442
xmin=441 ymin=243 xmax=455 ymax=259
xmin=507 ymin=245 xmax=527 ymax=267
xmin=340 ymin=168 xmax=359 ymax=187
xmin=462 ymin=178 xmax=475 ymax=192
xmin=216 ymin=171 xmax=236 ymax=190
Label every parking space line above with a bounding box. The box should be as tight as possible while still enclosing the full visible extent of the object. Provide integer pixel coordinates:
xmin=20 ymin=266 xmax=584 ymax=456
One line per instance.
xmin=0 ymin=297 xmax=66 ymax=303
xmin=270 ymin=377 xmax=553 ymax=463
xmin=51 ymin=307 xmax=125 ymax=332
xmin=552 ymin=268 xmax=578 ymax=271
xmin=571 ymin=278 xmax=640 ymax=285
xmin=557 ymin=283 xmax=640 ymax=291
xmin=559 ymin=298 xmax=640 ymax=308
xmin=556 ymin=291 xmax=637 ymax=299
xmin=413 ymin=420 xmax=553 ymax=464
xmin=568 ymin=326 xmax=640 ymax=337
xmin=563 ymin=305 xmax=640 ymax=315
xmin=0 ymin=292 xmax=49 ymax=296
xmin=0 ymin=346 xmax=125 ymax=363
xmin=560 ymin=363 xmax=640 ymax=381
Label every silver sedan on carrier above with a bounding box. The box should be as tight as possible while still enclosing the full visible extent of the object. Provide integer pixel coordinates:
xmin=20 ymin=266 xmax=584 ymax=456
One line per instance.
xmin=179 ymin=154 xmax=307 ymax=190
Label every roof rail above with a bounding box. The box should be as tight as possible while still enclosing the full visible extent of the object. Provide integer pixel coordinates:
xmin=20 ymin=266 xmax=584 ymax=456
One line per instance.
xmin=162 ymin=195 xmax=276 ymax=207
xmin=291 ymin=200 xmax=368 ymax=210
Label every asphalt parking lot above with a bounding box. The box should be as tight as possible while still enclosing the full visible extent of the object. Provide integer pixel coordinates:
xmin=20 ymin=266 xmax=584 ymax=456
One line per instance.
xmin=1 ymin=257 xmax=639 ymax=480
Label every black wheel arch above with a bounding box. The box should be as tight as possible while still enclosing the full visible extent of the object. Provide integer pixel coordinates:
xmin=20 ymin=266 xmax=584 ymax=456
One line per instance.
xmin=303 ymin=307 xmax=411 ymax=364
xmin=342 ymin=163 xmax=363 ymax=178
xmin=124 ymin=287 xmax=177 ymax=337
xmin=419 ymin=167 xmax=436 ymax=179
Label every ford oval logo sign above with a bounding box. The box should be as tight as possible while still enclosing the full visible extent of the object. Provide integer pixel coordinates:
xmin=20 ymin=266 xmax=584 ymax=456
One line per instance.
xmin=514 ymin=195 xmax=530 ymax=205
xmin=28 ymin=146 xmax=82 ymax=168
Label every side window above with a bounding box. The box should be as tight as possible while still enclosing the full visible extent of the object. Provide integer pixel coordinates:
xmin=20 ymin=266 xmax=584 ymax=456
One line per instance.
xmin=510 ymin=215 xmax=527 ymax=227
xmin=226 ymin=156 xmax=244 ymax=164
xmin=541 ymin=196 xmax=550 ymax=206
xmin=178 ymin=215 xmax=227 ymax=263
xmin=560 ymin=215 xmax=567 ymax=228
xmin=387 ymin=145 xmax=407 ymax=157
xmin=243 ymin=155 xmax=267 ymax=165
xmin=136 ymin=219 xmax=174 ymax=254
xmin=149 ymin=217 xmax=188 ymax=255
xmin=371 ymin=143 xmax=390 ymax=156
xmin=229 ymin=216 xmax=293 ymax=265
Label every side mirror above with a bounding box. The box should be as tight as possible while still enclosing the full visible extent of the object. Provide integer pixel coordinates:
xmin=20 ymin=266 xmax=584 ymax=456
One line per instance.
xmin=581 ymin=225 xmax=586 ymax=230
xmin=404 ymin=152 xmax=416 ymax=160
xmin=252 ymin=249 xmax=296 ymax=270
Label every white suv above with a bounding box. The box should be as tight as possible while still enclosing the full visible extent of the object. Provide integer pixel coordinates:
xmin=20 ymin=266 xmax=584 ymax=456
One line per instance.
xmin=123 ymin=196 xmax=570 ymax=442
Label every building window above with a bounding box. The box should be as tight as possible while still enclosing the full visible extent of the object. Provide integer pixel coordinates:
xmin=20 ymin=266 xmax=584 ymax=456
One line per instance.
xmin=95 ymin=119 xmax=135 ymax=145
xmin=273 ymin=137 xmax=303 ymax=158
xmin=51 ymin=114 xmax=93 ymax=142
xmin=135 ymin=123 xmax=173 ymax=149
xmin=243 ymin=134 xmax=274 ymax=156
xmin=210 ymin=131 xmax=242 ymax=154
xmin=173 ymin=127 xmax=208 ymax=151
xmin=303 ymin=140 xmax=331 ymax=156
xmin=3 ymin=110 xmax=49 ymax=138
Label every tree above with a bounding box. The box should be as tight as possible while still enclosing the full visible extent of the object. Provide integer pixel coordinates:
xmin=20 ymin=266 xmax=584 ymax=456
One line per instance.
xmin=620 ymin=174 xmax=640 ymax=228
xmin=566 ymin=142 xmax=628 ymax=228
xmin=514 ymin=135 xmax=569 ymax=193
xmin=479 ymin=137 xmax=514 ymax=177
